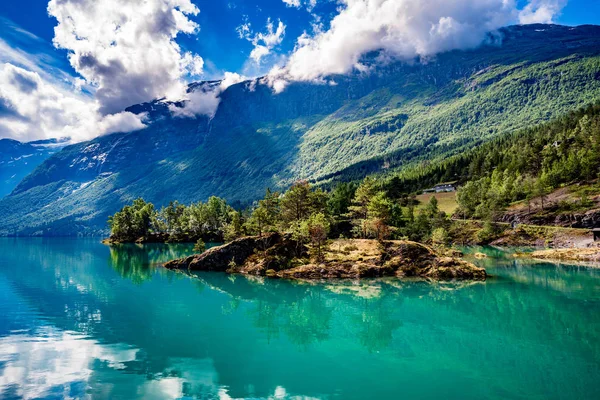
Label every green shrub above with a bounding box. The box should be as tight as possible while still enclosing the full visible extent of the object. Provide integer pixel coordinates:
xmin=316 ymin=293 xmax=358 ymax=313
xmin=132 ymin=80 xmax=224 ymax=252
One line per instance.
xmin=194 ymin=239 xmax=206 ymax=253
xmin=431 ymin=227 xmax=450 ymax=246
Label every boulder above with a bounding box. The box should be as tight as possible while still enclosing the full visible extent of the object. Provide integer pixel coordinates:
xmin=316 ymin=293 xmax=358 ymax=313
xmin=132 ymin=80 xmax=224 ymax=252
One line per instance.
xmin=381 ymin=241 xmax=486 ymax=281
xmin=164 ymin=233 xmax=283 ymax=271
xmin=164 ymin=233 xmax=308 ymax=272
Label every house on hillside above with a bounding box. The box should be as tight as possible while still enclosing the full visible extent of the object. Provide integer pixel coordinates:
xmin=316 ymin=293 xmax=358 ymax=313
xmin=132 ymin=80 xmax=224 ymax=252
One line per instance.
xmin=423 ymin=182 xmax=457 ymax=194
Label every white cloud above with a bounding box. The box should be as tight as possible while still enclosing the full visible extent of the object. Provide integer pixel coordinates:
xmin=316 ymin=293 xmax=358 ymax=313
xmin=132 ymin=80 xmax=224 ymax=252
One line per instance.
xmin=283 ymin=0 xmax=302 ymax=8
xmin=282 ymin=0 xmax=318 ymax=11
xmin=170 ymin=72 xmax=247 ymax=118
xmin=238 ymin=18 xmax=286 ymax=64
xmin=0 ymin=19 xmax=85 ymax=94
xmin=0 ymin=63 xmax=146 ymax=142
xmin=267 ymin=0 xmax=568 ymax=92
xmin=47 ymin=0 xmax=205 ymax=115
xmin=519 ymin=0 xmax=567 ymax=24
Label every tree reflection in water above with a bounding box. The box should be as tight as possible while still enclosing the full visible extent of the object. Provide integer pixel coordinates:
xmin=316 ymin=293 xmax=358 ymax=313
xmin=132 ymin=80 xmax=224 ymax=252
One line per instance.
xmin=108 ymin=243 xmax=196 ymax=284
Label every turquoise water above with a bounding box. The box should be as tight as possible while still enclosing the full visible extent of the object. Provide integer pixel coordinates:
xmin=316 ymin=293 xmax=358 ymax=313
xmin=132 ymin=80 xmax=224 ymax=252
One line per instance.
xmin=0 ymin=239 xmax=599 ymax=399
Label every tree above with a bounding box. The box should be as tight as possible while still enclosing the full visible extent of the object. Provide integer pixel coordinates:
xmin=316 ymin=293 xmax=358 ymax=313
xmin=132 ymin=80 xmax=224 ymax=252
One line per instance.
xmin=279 ymin=181 xmax=325 ymax=228
xmin=108 ymin=198 xmax=156 ymax=241
xmin=534 ymin=176 xmax=551 ymax=211
xmin=411 ymin=212 xmax=431 ymax=242
xmin=327 ymin=182 xmax=356 ymax=217
xmin=424 ymin=196 xmax=439 ymax=219
xmin=262 ymin=189 xmax=281 ymax=220
xmin=366 ymin=191 xmax=392 ymax=241
xmin=204 ymin=196 xmax=231 ymax=234
xmin=300 ymin=213 xmax=331 ymax=262
xmin=348 ymin=177 xmax=379 ymax=237
xmin=245 ymin=189 xmax=281 ymax=236
xmin=246 ymin=206 xmax=271 ymax=237
xmin=194 ymin=239 xmax=206 ymax=252
xmin=280 ymin=181 xmax=313 ymax=225
xmin=223 ymin=210 xmax=243 ymax=242
xmin=457 ymin=181 xmax=483 ymax=218
xmin=431 ymin=227 xmax=449 ymax=246
xmin=159 ymin=201 xmax=186 ymax=235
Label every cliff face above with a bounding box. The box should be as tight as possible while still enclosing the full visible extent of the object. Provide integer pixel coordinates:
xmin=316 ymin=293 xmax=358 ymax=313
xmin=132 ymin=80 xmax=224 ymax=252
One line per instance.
xmin=2 ymin=24 xmax=600 ymax=236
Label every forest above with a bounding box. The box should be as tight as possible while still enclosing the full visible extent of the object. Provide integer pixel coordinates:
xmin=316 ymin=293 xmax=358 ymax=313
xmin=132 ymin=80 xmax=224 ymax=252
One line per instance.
xmin=108 ymin=102 xmax=600 ymax=247
xmin=108 ymin=179 xmax=451 ymax=252
xmin=385 ymin=102 xmax=600 ymax=217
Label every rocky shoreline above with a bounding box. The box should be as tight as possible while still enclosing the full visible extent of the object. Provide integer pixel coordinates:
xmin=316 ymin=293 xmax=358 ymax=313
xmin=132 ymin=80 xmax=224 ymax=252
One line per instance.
xmin=163 ymin=233 xmax=487 ymax=281
xmin=102 ymin=232 xmax=205 ymax=245
xmin=526 ymin=248 xmax=600 ymax=263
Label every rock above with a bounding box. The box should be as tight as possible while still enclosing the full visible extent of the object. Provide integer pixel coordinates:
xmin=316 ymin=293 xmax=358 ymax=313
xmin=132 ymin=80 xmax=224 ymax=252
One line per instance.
xmin=276 ymin=241 xmax=485 ymax=281
xmin=501 ymin=208 xmax=600 ymax=230
xmin=529 ymin=248 xmax=600 ymax=263
xmin=427 ymin=257 xmax=487 ymax=280
xmin=381 ymin=241 xmax=486 ymax=281
xmin=265 ymin=269 xmax=277 ymax=277
xmin=164 ymin=233 xmax=308 ymax=272
xmin=474 ymin=252 xmax=488 ymax=259
xmin=164 ymin=233 xmax=283 ymax=271
xmin=277 ymin=261 xmax=392 ymax=280
xmin=164 ymin=237 xmax=486 ymax=281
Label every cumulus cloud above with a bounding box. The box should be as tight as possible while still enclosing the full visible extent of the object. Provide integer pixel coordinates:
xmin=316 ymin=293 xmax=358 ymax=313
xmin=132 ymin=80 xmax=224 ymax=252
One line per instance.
xmin=1 ymin=1 xmax=231 ymax=142
xmin=238 ymin=18 xmax=286 ymax=64
xmin=48 ymin=0 xmax=205 ymax=115
xmin=519 ymin=0 xmax=567 ymax=24
xmin=267 ymin=0 xmax=567 ymax=92
xmin=0 ymin=63 xmax=145 ymax=142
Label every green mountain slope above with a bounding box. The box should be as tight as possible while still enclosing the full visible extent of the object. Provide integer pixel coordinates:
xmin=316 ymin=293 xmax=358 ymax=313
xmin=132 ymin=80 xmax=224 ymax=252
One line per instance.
xmin=1 ymin=24 xmax=600 ymax=236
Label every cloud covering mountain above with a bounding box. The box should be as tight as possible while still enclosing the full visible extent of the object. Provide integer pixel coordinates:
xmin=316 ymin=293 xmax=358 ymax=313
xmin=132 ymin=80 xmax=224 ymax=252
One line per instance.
xmin=1 ymin=0 xmax=208 ymax=142
xmin=48 ymin=0 xmax=205 ymax=115
xmin=268 ymin=0 xmax=568 ymax=91
xmin=0 ymin=0 xmax=576 ymax=142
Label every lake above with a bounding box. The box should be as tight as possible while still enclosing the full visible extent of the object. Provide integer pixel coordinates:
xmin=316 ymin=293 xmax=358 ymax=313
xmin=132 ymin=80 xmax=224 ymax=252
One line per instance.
xmin=0 ymin=238 xmax=599 ymax=399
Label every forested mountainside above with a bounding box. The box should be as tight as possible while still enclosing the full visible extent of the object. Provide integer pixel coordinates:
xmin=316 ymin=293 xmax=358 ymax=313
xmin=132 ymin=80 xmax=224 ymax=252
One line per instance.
xmin=0 ymin=138 xmax=66 ymax=198
xmin=1 ymin=24 xmax=600 ymax=236
xmin=383 ymin=102 xmax=600 ymax=213
xmin=102 ymin=102 xmax=600 ymax=250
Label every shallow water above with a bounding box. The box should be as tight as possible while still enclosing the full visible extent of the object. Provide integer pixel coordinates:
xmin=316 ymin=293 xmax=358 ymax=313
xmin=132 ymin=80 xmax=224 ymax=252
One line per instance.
xmin=0 ymin=238 xmax=599 ymax=399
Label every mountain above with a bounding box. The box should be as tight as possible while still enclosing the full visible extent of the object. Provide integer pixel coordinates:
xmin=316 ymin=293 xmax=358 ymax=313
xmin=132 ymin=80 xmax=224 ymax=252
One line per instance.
xmin=0 ymin=137 xmax=68 ymax=198
xmin=1 ymin=24 xmax=600 ymax=236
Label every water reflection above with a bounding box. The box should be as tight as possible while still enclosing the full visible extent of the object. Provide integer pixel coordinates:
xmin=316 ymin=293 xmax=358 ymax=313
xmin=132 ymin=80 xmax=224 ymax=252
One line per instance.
xmin=108 ymin=243 xmax=196 ymax=284
xmin=0 ymin=239 xmax=599 ymax=399
xmin=0 ymin=328 xmax=138 ymax=399
xmin=0 ymin=327 xmax=303 ymax=399
xmin=247 ymin=291 xmax=333 ymax=348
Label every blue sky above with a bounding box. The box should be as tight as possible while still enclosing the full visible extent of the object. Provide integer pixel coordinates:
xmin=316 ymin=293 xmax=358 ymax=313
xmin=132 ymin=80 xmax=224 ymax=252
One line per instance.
xmin=0 ymin=0 xmax=340 ymax=78
xmin=2 ymin=0 xmax=597 ymax=79
xmin=1 ymin=0 xmax=600 ymax=143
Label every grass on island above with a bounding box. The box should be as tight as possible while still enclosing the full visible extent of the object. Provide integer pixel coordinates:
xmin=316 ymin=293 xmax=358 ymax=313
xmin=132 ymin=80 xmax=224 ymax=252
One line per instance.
xmin=415 ymin=192 xmax=458 ymax=215
xmin=325 ymin=239 xmax=383 ymax=263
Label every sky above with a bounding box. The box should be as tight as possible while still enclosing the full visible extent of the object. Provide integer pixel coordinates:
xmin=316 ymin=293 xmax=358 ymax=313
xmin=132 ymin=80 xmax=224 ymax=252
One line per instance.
xmin=0 ymin=0 xmax=599 ymax=143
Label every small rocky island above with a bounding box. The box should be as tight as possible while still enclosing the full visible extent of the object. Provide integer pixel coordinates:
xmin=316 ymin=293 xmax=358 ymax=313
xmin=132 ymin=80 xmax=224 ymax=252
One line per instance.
xmin=163 ymin=233 xmax=486 ymax=281
xmin=527 ymin=247 xmax=600 ymax=263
